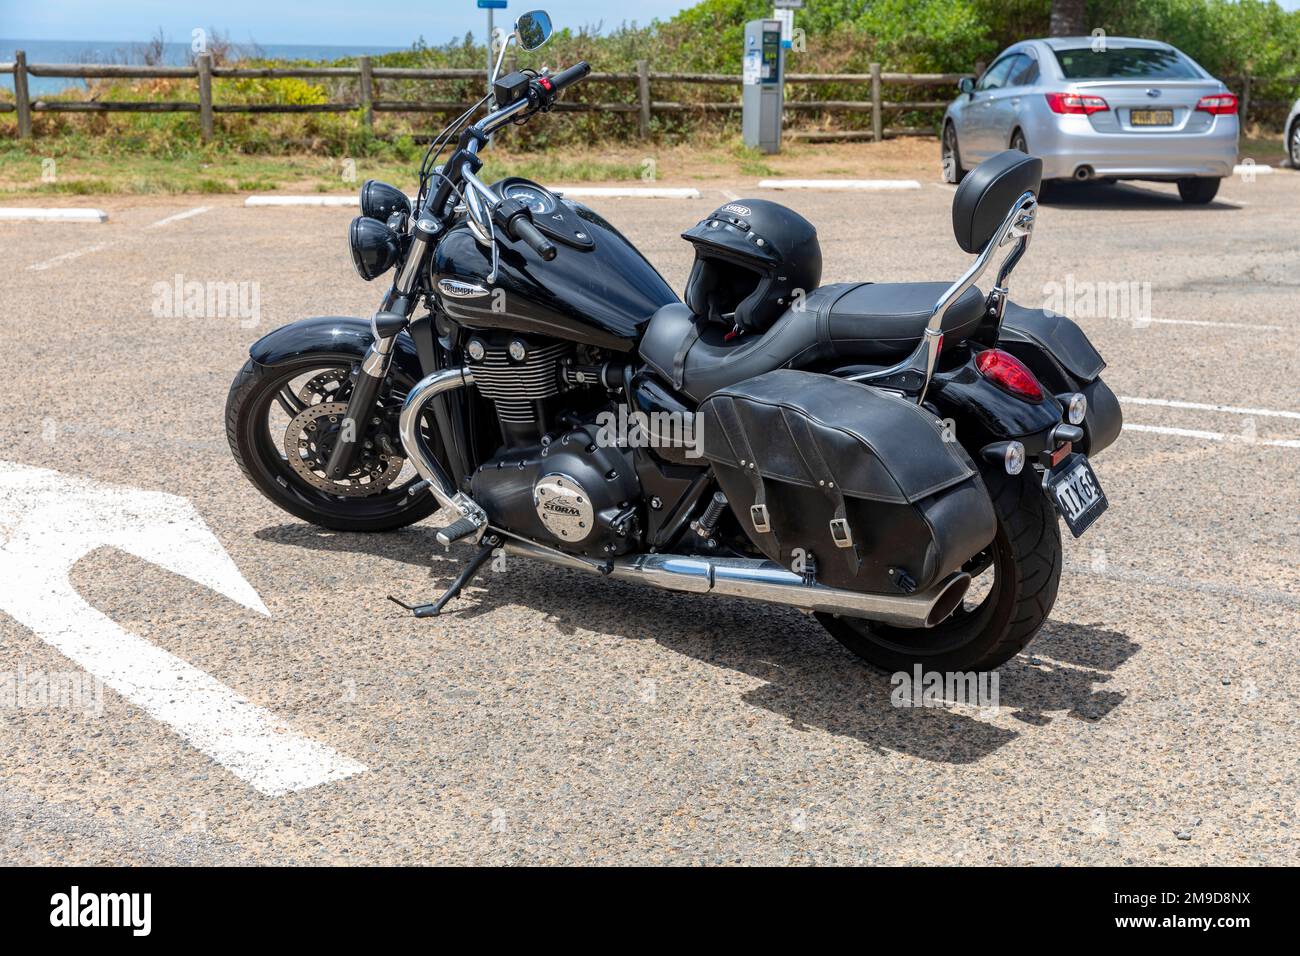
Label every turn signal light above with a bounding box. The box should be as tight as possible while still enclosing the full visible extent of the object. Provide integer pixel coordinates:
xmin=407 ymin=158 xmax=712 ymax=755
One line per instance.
xmin=1045 ymin=92 xmax=1110 ymax=115
xmin=976 ymin=349 xmax=1045 ymax=402
xmin=1195 ymin=93 xmax=1238 ymax=115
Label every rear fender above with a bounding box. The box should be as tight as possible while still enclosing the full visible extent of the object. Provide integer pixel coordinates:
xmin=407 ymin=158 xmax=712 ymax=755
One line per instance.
xmin=995 ymin=303 xmax=1122 ymax=456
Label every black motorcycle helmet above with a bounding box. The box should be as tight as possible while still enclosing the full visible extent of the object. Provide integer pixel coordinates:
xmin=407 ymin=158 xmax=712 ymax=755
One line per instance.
xmin=681 ymin=199 xmax=821 ymax=334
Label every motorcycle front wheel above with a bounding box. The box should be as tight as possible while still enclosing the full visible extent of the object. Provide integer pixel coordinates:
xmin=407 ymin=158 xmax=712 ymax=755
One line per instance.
xmin=817 ymin=467 xmax=1063 ymax=672
xmin=225 ymin=355 xmax=446 ymax=532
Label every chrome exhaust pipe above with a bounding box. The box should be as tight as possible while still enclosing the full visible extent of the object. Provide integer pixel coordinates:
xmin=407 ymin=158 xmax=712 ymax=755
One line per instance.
xmin=1074 ymin=165 xmax=1094 ymax=182
xmin=502 ymin=539 xmax=970 ymax=628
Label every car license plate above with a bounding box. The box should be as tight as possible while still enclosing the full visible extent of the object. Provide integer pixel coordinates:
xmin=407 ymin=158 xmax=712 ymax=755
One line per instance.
xmin=1131 ymin=109 xmax=1174 ymax=126
xmin=1046 ymin=454 xmax=1108 ymax=538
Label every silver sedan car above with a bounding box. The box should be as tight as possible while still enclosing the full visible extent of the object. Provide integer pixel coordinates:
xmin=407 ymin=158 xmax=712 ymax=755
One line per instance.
xmin=942 ymin=36 xmax=1239 ymax=203
xmin=1286 ymin=97 xmax=1300 ymax=167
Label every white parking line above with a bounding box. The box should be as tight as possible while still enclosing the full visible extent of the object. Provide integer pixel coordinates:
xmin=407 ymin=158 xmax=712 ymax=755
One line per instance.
xmin=0 ymin=461 xmax=366 ymax=796
xmin=1123 ymin=423 xmax=1300 ymax=449
xmin=246 ymin=195 xmax=359 ymax=207
xmin=0 ymin=207 xmax=108 ymax=223
xmin=1149 ymin=317 xmax=1282 ymax=331
xmin=1119 ymin=397 xmax=1300 ymax=420
xmin=27 ymin=244 xmax=109 ymax=271
xmin=759 ymin=179 xmax=921 ymax=191
xmin=148 ymin=205 xmax=212 ymax=228
xmin=552 ymin=186 xmax=702 ymax=199
xmin=1233 ymin=163 xmax=1275 ymax=176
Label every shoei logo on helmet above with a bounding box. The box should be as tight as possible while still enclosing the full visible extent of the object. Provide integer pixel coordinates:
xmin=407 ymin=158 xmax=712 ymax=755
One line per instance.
xmin=722 ymin=203 xmax=752 ymax=218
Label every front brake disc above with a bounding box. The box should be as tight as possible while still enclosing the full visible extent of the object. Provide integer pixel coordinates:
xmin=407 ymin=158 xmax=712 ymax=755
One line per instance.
xmin=284 ymin=401 xmax=404 ymax=496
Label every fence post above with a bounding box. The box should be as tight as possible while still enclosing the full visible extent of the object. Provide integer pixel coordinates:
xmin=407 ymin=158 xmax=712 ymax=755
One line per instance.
xmin=1240 ymin=73 xmax=1252 ymax=128
xmin=14 ymin=50 xmax=32 ymax=139
xmin=359 ymin=55 xmax=374 ymax=131
xmin=870 ymin=62 xmax=882 ymax=143
xmin=636 ymin=60 xmax=651 ymax=139
xmin=197 ymin=54 xmax=213 ymax=143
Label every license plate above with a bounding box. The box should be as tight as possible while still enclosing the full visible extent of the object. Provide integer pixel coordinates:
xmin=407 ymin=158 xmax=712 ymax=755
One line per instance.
xmin=1046 ymin=454 xmax=1108 ymax=538
xmin=1131 ymin=109 xmax=1174 ymax=127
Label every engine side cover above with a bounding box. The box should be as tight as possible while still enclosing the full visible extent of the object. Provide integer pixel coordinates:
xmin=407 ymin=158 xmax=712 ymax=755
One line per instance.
xmin=469 ymin=425 xmax=642 ymax=557
xmin=534 ymin=473 xmax=595 ymax=542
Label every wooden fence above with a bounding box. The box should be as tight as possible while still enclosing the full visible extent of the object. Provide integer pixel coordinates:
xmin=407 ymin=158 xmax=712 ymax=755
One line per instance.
xmin=1 ymin=52 xmax=1294 ymax=143
xmin=0 ymin=52 xmax=967 ymax=142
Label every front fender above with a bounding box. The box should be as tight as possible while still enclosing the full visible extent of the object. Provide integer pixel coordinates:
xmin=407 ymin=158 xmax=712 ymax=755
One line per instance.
xmin=248 ymin=315 xmax=425 ymax=383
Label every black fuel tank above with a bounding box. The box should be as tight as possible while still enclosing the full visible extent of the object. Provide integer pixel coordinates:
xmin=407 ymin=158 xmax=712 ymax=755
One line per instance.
xmin=432 ymin=192 xmax=678 ymax=352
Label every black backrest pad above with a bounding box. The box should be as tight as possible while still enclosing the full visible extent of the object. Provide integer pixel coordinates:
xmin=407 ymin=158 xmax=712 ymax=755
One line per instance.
xmin=699 ymin=369 xmax=975 ymax=504
xmin=951 ymin=150 xmax=1042 ymax=254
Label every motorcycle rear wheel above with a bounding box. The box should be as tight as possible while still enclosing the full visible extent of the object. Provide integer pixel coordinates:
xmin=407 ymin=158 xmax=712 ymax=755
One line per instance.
xmin=817 ymin=467 xmax=1062 ymax=672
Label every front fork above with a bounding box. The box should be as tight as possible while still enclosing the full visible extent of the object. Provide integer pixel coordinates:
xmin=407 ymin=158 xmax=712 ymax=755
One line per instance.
xmin=324 ymin=215 xmax=442 ymax=481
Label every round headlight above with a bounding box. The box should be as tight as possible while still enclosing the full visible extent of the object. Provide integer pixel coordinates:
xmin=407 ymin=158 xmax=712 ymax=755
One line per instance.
xmin=360 ymin=179 xmax=412 ymax=221
xmin=1067 ymin=392 xmax=1088 ymax=425
xmin=348 ymin=216 xmax=400 ymax=281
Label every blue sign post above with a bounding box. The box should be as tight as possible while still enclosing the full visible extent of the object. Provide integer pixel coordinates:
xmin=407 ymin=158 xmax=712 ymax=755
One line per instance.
xmin=478 ymin=1 xmax=508 ymax=93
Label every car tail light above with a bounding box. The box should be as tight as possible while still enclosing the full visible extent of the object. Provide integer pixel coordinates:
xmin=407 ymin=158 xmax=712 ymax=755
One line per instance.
xmin=1045 ymin=92 xmax=1110 ymax=115
xmin=976 ymin=349 xmax=1044 ymax=402
xmin=1195 ymin=93 xmax=1238 ymax=115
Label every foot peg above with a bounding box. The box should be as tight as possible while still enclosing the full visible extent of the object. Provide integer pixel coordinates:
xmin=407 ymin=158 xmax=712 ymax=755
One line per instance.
xmin=435 ymin=514 xmax=482 ymax=547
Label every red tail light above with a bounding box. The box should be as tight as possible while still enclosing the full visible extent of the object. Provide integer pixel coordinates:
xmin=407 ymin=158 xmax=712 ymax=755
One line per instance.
xmin=1045 ymin=92 xmax=1110 ymax=116
xmin=1195 ymin=93 xmax=1238 ymax=115
xmin=976 ymin=349 xmax=1044 ymax=402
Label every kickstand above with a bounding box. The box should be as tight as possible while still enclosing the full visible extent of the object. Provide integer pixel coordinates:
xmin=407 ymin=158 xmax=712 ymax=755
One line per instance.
xmin=388 ymin=538 xmax=497 ymax=618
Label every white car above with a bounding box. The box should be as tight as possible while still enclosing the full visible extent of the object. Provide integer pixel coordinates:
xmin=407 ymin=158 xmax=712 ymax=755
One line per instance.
xmin=1286 ymin=97 xmax=1300 ymax=167
xmin=943 ymin=36 xmax=1239 ymax=203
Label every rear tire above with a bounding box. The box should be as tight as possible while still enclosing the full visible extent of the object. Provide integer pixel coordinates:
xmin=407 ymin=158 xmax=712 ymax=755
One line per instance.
xmin=1289 ymin=121 xmax=1300 ymax=168
xmin=817 ymin=467 xmax=1062 ymax=673
xmin=941 ymin=122 xmax=966 ymax=184
xmin=1010 ymin=128 xmax=1028 ymax=154
xmin=1176 ymin=176 xmax=1221 ymax=204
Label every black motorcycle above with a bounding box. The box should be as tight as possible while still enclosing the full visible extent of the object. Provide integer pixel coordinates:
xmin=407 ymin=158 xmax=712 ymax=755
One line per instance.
xmin=226 ymin=10 xmax=1122 ymax=672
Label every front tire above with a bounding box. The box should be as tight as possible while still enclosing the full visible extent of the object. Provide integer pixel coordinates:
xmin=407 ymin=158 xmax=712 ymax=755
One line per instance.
xmin=818 ymin=467 xmax=1063 ymax=672
xmin=1177 ymin=176 xmax=1221 ymax=204
xmin=226 ymin=356 xmax=443 ymax=532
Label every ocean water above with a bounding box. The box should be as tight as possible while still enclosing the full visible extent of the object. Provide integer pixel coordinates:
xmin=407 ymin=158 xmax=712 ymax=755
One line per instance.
xmin=1 ymin=38 xmax=409 ymax=95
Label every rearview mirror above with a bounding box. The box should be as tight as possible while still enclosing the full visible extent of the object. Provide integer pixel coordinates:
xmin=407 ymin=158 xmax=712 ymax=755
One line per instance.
xmin=959 ymin=77 xmax=975 ymax=95
xmin=516 ymin=11 xmax=553 ymax=51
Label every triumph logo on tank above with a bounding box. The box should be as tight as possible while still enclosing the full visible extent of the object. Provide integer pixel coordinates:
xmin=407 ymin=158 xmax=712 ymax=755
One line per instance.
xmin=595 ymin=404 xmax=703 ymax=459
xmin=151 ymin=273 xmax=261 ymax=328
xmin=49 ymin=886 xmax=152 ymax=936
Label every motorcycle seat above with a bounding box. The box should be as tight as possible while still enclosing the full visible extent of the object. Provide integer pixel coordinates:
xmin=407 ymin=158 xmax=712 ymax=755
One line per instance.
xmin=639 ymin=281 xmax=985 ymax=403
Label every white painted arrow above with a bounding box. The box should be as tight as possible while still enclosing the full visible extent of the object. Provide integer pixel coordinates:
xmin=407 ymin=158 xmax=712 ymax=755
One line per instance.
xmin=0 ymin=460 xmax=366 ymax=796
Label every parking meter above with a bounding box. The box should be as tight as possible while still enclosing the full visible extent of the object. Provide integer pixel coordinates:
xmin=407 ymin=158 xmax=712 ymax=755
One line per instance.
xmin=742 ymin=19 xmax=784 ymax=154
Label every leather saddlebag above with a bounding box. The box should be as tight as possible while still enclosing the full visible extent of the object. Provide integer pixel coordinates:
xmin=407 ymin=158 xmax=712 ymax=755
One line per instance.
xmin=698 ymin=369 xmax=996 ymax=593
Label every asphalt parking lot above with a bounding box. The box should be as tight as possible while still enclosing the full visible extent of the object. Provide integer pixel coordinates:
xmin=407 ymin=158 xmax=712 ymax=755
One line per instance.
xmin=1 ymin=167 xmax=1298 ymax=865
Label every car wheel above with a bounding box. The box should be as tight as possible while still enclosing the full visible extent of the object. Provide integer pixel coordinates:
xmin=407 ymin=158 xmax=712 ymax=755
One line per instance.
xmin=1176 ymin=177 xmax=1221 ymax=204
xmin=941 ymin=123 xmax=966 ymax=184
xmin=1010 ymin=129 xmax=1028 ymax=154
xmin=1290 ymin=121 xmax=1300 ymax=168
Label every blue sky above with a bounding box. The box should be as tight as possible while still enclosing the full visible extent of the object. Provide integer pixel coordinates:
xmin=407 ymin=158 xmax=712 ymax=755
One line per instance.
xmin=3 ymin=0 xmax=1299 ymax=45
xmin=0 ymin=0 xmax=699 ymax=45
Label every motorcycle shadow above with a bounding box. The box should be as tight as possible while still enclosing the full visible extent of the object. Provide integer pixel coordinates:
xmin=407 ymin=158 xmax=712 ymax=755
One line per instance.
xmin=257 ymin=523 xmax=1139 ymax=764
